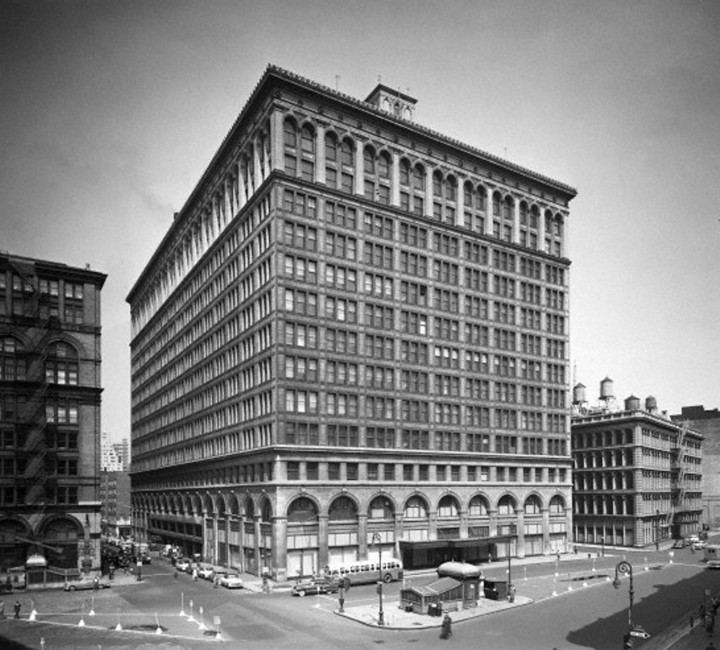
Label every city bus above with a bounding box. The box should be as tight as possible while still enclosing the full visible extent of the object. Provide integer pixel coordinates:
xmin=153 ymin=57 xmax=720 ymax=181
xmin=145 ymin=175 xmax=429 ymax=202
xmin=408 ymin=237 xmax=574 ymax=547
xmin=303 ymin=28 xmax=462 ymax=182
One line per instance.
xmin=327 ymin=558 xmax=403 ymax=585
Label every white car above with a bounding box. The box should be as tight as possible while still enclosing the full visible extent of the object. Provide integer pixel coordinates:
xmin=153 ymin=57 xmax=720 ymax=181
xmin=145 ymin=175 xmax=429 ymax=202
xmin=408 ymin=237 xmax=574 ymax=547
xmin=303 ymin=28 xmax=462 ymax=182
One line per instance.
xmin=175 ymin=558 xmax=191 ymax=572
xmin=219 ymin=573 xmax=243 ymax=589
xmin=197 ymin=564 xmax=214 ymax=580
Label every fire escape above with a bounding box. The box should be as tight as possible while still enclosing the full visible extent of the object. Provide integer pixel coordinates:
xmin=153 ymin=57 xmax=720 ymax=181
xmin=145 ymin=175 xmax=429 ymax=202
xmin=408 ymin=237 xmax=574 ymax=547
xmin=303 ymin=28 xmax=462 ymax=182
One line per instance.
xmin=9 ymin=260 xmax=61 ymax=556
xmin=668 ymin=422 xmax=689 ymax=540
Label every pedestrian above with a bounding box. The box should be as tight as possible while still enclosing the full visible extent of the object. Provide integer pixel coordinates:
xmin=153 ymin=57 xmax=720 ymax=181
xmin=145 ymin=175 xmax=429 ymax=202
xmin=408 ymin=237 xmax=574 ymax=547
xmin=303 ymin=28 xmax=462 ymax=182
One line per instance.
xmin=13 ymin=600 xmax=20 ymax=619
xmin=192 ymin=568 xmax=198 ymax=581
xmin=439 ymin=613 xmax=452 ymax=640
xmin=93 ymin=576 xmax=99 ymax=591
xmin=174 ymin=568 xmax=178 ymax=580
xmin=0 ymin=600 xmax=4 ymax=618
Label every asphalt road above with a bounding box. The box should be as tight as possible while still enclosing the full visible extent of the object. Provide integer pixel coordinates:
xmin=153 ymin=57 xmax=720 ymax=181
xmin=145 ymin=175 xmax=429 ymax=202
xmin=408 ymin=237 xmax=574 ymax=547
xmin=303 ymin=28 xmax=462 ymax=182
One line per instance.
xmin=1 ymin=545 xmax=717 ymax=650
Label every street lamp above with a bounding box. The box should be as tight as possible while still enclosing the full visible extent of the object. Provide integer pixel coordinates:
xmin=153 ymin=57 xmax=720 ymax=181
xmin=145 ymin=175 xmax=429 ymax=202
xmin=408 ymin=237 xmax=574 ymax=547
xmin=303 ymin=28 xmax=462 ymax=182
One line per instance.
xmin=612 ymin=561 xmax=634 ymax=630
xmin=655 ymin=510 xmax=660 ymax=551
xmin=372 ymin=533 xmax=385 ymax=626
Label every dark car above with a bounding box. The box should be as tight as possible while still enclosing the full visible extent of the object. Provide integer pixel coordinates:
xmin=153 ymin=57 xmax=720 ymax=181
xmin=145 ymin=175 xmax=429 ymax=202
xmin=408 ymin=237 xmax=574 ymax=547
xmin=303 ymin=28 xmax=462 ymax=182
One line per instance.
xmin=291 ymin=576 xmax=341 ymax=597
xmin=64 ymin=579 xmax=111 ymax=591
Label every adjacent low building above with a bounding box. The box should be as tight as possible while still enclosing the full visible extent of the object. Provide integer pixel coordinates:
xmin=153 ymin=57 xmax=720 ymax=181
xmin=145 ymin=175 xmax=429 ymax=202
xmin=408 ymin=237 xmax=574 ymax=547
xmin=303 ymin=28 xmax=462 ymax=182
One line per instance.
xmin=671 ymin=405 xmax=720 ymax=527
xmin=571 ymin=379 xmax=703 ymax=547
xmin=0 ymin=252 xmax=106 ymax=575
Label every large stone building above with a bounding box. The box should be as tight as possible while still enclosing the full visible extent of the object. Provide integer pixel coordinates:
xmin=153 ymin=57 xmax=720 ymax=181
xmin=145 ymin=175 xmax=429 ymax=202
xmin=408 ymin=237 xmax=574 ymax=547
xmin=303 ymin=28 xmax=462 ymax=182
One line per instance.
xmin=672 ymin=405 xmax=720 ymax=526
xmin=571 ymin=379 xmax=703 ymax=547
xmin=0 ymin=253 xmax=106 ymax=576
xmin=127 ymin=65 xmax=576 ymax=580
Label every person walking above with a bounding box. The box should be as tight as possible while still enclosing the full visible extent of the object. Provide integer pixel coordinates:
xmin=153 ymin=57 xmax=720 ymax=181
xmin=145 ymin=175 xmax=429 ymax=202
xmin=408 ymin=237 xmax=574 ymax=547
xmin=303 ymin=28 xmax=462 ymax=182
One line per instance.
xmin=439 ymin=613 xmax=452 ymax=640
xmin=13 ymin=600 xmax=21 ymax=619
xmin=0 ymin=600 xmax=4 ymax=619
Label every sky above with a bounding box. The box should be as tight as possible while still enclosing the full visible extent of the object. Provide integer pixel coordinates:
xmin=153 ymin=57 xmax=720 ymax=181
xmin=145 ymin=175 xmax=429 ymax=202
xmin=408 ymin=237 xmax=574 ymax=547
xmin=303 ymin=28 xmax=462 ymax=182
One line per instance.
xmin=1 ymin=0 xmax=719 ymax=441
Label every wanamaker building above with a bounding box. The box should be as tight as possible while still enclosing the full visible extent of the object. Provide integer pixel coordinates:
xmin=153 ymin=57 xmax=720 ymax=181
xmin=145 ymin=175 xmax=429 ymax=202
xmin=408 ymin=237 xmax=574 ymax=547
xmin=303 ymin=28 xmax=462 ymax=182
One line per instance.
xmin=127 ymin=65 xmax=576 ymax=581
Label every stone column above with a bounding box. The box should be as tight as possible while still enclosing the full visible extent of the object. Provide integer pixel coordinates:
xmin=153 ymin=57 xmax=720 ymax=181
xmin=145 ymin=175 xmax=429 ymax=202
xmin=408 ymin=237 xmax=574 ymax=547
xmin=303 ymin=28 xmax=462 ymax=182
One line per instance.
xmin=488 ymin=509 xmax=498 ymax=537
xmin=358 ymin=513 xmax=368 ymax=559
xmin=516 ymin=509 xmax=525 ymax=559
xmin=484 ymin=187 xmax=495 ymax=236
xmin=424 ymin=165 xmax=433 ymax=218
xmin=428 ymin=510 xmax=437 ymax=540
xmin=391 ymin=149 xmax=401 ymax=207
xmin=274 ymin=517 xmax=288 ymax=582
xmin=560 ymin=212 xmax=568 ymax=258
xmin=270 ymin=108 xmax=285 ymax=172
xmin=253 ymin=133 xmax=263 ymax=189
xmin=459 ymin=508 xmax=469 ymax=539
xmin=538 ymin=205 xmax=547 ymax=250
xmin=315 ymin=122 xmax=326 ymax=185
xmin=455 ymin=176 xmax=464 ymax=227
xmin=354 ymin=138 xmax=364 ymax=196
xmin=318 ymin=514 xmax=329 ymax=569
xmin=512 ymin=196 xmax=521 ymax=244
xmin=254 ymin=515 xmax=262 ymax=575
xmin=541 ymin=507 xmax=551 ymax=554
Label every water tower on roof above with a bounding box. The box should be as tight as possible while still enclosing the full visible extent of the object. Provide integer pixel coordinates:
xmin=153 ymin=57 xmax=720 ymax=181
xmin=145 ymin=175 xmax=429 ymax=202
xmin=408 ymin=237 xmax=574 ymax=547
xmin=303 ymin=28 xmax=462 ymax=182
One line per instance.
xmin=598 ymin=377 xmax=618 ymax=411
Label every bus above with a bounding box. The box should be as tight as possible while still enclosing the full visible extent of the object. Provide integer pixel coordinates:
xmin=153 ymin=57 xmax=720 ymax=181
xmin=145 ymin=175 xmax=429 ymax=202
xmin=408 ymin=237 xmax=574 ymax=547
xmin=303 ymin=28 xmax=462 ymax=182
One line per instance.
xmin=327 ymin=558 xmax=403 ymax=585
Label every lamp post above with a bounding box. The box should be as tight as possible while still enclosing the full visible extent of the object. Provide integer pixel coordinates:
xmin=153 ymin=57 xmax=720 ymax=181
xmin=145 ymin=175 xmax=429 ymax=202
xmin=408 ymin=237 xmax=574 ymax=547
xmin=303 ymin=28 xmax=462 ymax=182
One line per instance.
xmin=612 ymin=561 xmax=634 ymax=630
xmin=601 ymin=536 xmax=605 ymax=558
xmin=372 ymin=532 xmax=385 ymax=626
xmin=655 ymin=510 xmax=660 ymax=551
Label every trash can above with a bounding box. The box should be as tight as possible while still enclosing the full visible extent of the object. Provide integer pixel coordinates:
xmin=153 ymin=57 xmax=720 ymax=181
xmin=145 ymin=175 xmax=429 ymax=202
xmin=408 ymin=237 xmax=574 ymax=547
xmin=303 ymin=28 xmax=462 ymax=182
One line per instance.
xmin=427 ymin=603 xmax=442 ymax=617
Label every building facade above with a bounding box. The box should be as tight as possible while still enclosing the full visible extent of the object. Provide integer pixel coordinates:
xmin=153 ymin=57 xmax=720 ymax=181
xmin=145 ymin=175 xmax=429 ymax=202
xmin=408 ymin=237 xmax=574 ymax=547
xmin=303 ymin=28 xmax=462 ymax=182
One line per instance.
xmin=127 ymin=66 xmax=577 ymax=580
xmin=572 ymin=380 xmax=703 ymax=547
xmin=0 ymin=253 xmax=106 ymax=574
xmin=672 ymin=406 xmax=720 ymax=527
xmin=101 ymin=431 xmax=124 ymax=471
xmin=99 ymin=470 xmax=131 ymax=538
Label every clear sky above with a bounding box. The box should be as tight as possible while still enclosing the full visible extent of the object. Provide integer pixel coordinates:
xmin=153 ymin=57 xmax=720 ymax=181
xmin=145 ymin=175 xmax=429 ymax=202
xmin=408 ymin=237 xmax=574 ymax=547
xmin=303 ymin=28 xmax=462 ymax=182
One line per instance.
xmin=2 ymin=0 xmax=718 ymax=441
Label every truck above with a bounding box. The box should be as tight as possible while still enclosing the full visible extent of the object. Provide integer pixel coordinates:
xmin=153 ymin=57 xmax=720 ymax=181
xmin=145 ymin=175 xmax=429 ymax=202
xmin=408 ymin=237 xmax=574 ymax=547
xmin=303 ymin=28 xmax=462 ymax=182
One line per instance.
xmin=703 ymin=544 xmax=720 ymax=567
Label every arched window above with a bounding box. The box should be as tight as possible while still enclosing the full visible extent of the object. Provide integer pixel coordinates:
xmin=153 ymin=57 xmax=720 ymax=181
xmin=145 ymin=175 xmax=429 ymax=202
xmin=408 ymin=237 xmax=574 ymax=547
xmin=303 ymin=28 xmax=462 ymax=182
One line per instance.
xmin=364 ymin=146 xmax=375 ymax=174
xmin=368 ymin=495 xmax=394 ymax=519
xmin=287 ymin=497 xmax=318 ymax=523
xmin=519 ymin=202 xmax=528 ymax=225
xmin=497 ymin=495 xmax=516 ymax=515
xmin=492 ymin=192 xmax=501 ymax=217
xmin=378 ymin=152 xmax=390 ymax=178
xmin=437 ymin=495 xmax=459 ymax=518
xmin=468 ymin=495 xmax=489 ymax=517
xmin=446 ymin=176 xmax=457 ymax=202
xmin=325 ymin=132 xmax=338 ymax=162
xmin=503 ymin=196 xmax=514 ymax=220
xmin=45 ymin=342 xmax=78 ymax=385
xmin=549 ymin=495 xmax=565 ymax=514
xmin=404 ymin=495 xmax=428 ymax=519
xmin=432 ymin=171 xmax=443 ymax=198
xmin=524 ymin=495 xmax=542 ymax=515
xmin=399 ymin=159 xmax=410 ymax=186
xmin=530 ymin=205 xmax=539 ymax=229
xmin=261 ymin=499 xmax=273 ymax=522
xmin=0 ymin=336 xmax=25 ymax=381
xmin=283 ymin=118 xmax=297 ymax=148
xmin=300 ymin=124 xmax=315 ymax=154
xmin=413 ymin=164 xmax=425 ymax=191
xmin=463 ymin=181 xmax=473 ymax=207
xmin=341 ymin=139 xmax=354 ymax=167
xmin=329 ymin=495 xmax=358 ymax=521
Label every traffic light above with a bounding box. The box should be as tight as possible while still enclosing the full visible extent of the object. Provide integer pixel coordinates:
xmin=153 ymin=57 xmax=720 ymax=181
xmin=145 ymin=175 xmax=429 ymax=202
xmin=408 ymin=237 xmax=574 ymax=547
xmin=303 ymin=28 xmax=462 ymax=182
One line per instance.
xmin=623 ymin=632 xmax=633 ymax=649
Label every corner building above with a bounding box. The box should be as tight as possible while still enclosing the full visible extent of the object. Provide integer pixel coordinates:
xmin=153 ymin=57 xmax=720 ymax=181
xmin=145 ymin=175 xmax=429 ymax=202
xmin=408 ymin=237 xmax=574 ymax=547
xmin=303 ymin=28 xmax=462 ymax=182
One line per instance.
xmin=127 ymin=66 xmax=577 ymax=580
xmin=0 ymin=253 xmax=106 ymax=576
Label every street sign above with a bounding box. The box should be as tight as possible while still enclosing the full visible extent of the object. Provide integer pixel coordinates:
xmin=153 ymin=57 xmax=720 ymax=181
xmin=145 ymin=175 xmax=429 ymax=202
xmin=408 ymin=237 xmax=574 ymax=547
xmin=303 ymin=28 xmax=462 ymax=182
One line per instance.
xmin=629 ymin=631 xmax=651 ymax=639
xmin=213 ymin=616 xmax=221 ymax=625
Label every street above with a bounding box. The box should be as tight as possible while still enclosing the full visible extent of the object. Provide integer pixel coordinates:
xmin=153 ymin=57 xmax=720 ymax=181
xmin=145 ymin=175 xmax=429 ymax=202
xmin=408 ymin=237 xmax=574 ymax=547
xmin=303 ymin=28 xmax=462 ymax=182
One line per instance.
xmin=0 ymin=545 xmax=717 ymax=649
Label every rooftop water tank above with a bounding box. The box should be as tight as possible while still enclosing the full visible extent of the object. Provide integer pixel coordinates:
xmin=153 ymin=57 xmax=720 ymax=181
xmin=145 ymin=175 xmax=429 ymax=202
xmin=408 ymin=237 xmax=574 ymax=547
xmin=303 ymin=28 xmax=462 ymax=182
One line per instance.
xmin=600 ymin=377 xmax=614 ymax=400
xmin=625 ymin=395 xmax=641 ymax=411
xmin=573 ymin=383 xmax=587 ymax=404
xmin=646 ymin=396 xmax=658 ymax=412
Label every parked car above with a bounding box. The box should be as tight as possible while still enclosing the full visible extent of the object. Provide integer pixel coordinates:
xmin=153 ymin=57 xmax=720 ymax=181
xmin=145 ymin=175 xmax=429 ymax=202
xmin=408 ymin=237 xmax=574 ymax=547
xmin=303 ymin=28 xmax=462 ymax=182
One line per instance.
xmin=693 ymin=541 xmax=708 ymax=551
xmin=291 ymin=576 xmax=341 ymax=597
xmin=219 ymin=573 xmax=244 ymax=589
xmin=197 ymin=564 xmax=214 ymax=580
xmin=175 ymin=558 xmax=191 ymax=572
xmin=672 ymin=538 xmax=690 ymax=549
xmin=707 ymin=560 xmax=720 ymax=570
xmin=64 ymin=579 xmax=111 ymax=591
